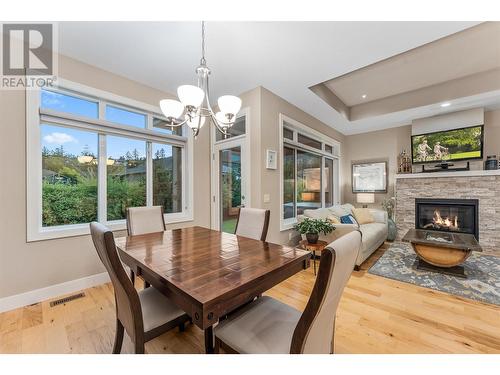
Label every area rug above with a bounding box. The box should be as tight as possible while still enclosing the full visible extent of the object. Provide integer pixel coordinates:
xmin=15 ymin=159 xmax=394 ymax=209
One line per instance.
xmin=368 ymin=242 xmax=500 ymax=306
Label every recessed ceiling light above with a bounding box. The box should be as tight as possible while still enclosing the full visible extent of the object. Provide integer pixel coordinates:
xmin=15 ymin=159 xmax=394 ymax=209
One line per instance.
xmin=361 ymin=94 xmax=367 ymax=99
xmin=440 ymin=102 xmax=451 ymax=107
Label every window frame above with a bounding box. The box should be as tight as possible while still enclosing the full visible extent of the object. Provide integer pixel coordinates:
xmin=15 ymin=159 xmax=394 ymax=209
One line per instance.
xmin=27 ymin=78 xmax=193 ymax=241
xmin=279 ymin=114 xmax=341 ymax=231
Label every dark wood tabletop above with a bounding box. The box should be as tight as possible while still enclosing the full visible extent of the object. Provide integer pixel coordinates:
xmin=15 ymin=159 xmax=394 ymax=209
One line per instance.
xmin=115 ymin=226 xmax=310 ymax=353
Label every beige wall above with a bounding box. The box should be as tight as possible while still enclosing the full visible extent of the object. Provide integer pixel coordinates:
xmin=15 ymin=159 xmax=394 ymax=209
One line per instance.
xmin=238 ymin=86 xmax=345 ymax=245
xmin=483 ymin=110 xmax=500 ymax=157
xmin=342 ymin=109 xmax=500 ymax=208
xmin=342 ymin=125 xmax=411 ymax=208
xmin=237 ymin=87 xmax=263 ymax=208
xmin=0 ymin=54 xmax=211 ymax=299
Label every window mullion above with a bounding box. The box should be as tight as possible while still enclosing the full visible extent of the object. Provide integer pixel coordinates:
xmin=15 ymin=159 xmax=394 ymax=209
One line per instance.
xmin=98 ymin=134 xmax=107 ymax=223
xmin=146 ymin=141 xmax=153 ymax=206
xmin=321 ymin=157 xmax=325 ymax=208
xmin=98 ymin=99 xmax=107 ymax=223
xmin=146 ymin=113 xmax=153 ymax=131
xmin=294 ymin=148 xmax=297 ymax=220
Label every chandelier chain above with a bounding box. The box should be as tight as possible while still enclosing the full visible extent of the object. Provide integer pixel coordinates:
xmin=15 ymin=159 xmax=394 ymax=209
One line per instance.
xmin=201 ymin=21 xmax=206 ymax=65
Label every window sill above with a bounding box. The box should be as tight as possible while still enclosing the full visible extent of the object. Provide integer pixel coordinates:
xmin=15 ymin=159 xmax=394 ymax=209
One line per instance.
xmin=280 ymin=218 xmax=297 ymax=232
xmin=27 ymin=213 xmax=194 ymax=242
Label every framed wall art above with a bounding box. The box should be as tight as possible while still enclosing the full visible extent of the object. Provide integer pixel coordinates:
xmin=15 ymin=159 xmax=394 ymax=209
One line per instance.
xmin=352 ymin=161 xmax=388 ymax=193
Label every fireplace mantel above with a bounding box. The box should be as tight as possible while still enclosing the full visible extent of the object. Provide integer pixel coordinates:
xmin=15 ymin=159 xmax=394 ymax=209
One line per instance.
xmin=395 ymin=169 xmax=500 ymax=179
xmin=395 ymin=171 xmax=500 ymax=255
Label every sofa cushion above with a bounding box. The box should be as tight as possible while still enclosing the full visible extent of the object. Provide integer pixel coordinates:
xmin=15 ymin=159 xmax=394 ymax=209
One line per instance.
xmin=303 ymin=207 xmax=331 ymax=220
xmin=352 ymin=208 xmax=375 ymax=225
xmin=358 ymin=222 xmax=387 ymax=254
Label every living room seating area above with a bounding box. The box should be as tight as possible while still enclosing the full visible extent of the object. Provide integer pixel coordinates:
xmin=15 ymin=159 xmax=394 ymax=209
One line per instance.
xmin=299 ymin=204 xmax=388 ymax=268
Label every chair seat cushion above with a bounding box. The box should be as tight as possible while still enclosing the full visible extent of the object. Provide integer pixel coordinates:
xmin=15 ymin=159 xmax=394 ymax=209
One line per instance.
xmin=214 ymin=296 xmax=301 ymax=354
xmin=138 ymin=287 xmax=186 ymax=332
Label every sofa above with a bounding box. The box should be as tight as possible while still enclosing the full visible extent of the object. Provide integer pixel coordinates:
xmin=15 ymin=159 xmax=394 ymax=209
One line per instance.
xmin=297 ymin=203 xmax=388 ymax=268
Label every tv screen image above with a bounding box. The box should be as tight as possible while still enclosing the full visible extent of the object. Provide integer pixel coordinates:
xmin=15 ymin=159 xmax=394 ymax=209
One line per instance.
xmin=411 ymin=125 xmax=484 ymax=164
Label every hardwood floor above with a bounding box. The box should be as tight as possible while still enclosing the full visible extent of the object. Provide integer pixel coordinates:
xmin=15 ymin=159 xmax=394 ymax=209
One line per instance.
xmin=1 ymin=243 xmax=499 ymax=354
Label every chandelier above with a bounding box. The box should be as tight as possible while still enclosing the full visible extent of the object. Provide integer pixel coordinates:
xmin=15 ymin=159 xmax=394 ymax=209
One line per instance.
xmin=159 ymin=22 xmax=242 ymax=137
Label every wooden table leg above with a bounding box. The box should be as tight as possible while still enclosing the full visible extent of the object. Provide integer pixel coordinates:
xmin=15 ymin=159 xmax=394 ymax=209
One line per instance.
xmin=204 ymin=326 xmax=214 ymax=354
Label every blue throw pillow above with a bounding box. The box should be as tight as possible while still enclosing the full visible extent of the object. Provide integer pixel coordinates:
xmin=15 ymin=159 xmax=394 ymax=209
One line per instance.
xmin=340 ymin=214 xmax=358 ymax=225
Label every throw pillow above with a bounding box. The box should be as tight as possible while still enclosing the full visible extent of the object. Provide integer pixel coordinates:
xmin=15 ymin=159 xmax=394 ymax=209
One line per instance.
xmin=327 ymin=215 xmax=341 ymax=224
xmin=341 ymin=203 xmax=355 ymax=214
xmin=352 ymin=208 xmax=375 ymax=225
xmin=340 ymin=214 xmax=358 ymax=225
xmin=329 ymin=205 xmax=349 ymax=218
xmin=303 ymin=208 xmax=331 ymax=220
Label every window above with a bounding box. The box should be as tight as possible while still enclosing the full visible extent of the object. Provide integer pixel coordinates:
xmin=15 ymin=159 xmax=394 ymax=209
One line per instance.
xmin=324 ymin=158 xmax=334 ymax=207
xmin=153 ymin=143 xmax=183 ymax=213
xmin=283 ymin=147 xmax=295 ymax=220
xmin=105 ymin=105 xmax=146 ymax=128
xmin=280 ymin=116 xmax=340 ymax=228
xmin=27 ymin=82 xmax=192 ymax=241
xmin=41 ymin=90 xmax=98 ymax=118
xmin=283 ymin=127 xmax=294 ymax=141
xmin=297 ymin=150 xmax=322 ymax=214
xmin=297 ymin=133 xmax=322 ymax=150
xmin=215 ymin=114 xmax=246 ymax=141
xmin=107 ymin=137 xmax=147 ymax=221
xmin=153 ymin=117 xmax=183 ymax=136
xmin=41 ymin=124 xmax=98 ymax=226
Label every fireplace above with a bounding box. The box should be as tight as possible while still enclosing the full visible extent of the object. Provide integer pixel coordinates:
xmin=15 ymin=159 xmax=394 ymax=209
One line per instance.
xmin=415 ymin=198 xmax=479 ymax=239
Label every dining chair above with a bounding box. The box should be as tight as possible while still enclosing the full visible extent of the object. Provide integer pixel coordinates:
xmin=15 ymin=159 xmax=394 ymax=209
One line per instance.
xmin=90 ymin=222 xmax=189 ymax=354
xmin=126 ymin=206 xmax=166 ymax=287
xmin=234 ymin=207 xmax=270 ymax=241
xmin=213 ymin=230 xmax=361 ymax=354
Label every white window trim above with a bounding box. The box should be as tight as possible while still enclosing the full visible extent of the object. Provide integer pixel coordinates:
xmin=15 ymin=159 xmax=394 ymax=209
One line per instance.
xmin=26 ymin=78 xmax=194 ymax=242
xmin=279 ymin=113 xmax=342 ymax=231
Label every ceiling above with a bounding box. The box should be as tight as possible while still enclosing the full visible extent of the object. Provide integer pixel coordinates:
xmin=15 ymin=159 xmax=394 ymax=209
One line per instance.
xmin=57 ymin=21 xmax=493 ymax=135
xmin=322 ymin=23 xmax=500 ymax=107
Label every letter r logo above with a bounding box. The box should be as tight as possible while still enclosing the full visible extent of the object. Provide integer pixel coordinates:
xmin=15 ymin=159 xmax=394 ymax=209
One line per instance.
xmin=2 ymin=24 xmax=53 ymax=76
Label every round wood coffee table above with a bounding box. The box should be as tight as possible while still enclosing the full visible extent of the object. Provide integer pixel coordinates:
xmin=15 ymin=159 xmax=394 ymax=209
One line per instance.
xmin=299 ymin=240 xmax=328 ymax=275
xmin=402 ymin=228 xmax=482 ymax=278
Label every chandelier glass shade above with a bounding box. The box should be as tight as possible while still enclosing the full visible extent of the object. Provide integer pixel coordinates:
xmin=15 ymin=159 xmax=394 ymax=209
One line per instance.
xmin=159 ymin=22 xmax=242 ymax=137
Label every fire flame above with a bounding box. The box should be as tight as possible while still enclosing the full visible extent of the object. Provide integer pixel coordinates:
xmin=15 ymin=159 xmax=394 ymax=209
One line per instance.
xmin=433 ymin=209 xmax=458 ymax=230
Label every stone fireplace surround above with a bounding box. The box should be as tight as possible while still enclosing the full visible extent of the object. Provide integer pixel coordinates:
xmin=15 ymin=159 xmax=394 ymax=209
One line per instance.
xmin=395 ymin=170 xmax=500 ymax=256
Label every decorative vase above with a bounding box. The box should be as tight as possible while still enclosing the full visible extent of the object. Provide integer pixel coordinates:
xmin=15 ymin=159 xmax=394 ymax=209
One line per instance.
xmin=306 ymin=233 xmax=319 ymax=244
xmin=387 ymin=218 xmax=397 ymax=241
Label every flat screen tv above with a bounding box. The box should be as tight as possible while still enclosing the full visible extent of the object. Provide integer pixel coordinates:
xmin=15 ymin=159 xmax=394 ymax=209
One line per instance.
xmin=411 ymin=125 xmax=484 ymax=164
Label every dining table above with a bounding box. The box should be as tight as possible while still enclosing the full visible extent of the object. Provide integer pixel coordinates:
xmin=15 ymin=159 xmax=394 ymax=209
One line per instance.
xmin=115 ymin=226 xmax=310 ymax=353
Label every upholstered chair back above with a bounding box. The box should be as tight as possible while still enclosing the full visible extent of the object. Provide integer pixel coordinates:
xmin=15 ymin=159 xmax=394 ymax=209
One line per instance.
xmin=90 ymin=222 xmax=143 ymax=340
xmin=126 ymin=206 xmax=166 ymax=236
xmin=291 ymin=230 xmax=361 ymax=353
xmin=234 ymin=208 xmax=270 ymax=241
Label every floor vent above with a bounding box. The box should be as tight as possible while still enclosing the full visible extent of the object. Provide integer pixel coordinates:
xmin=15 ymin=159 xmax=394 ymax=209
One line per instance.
xmin=50 ymin=292 xmax=85 ymax=307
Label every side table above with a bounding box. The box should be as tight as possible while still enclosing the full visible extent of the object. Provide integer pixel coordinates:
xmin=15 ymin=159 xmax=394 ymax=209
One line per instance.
xmin=298 ymin=240 xmax=328 ymax=275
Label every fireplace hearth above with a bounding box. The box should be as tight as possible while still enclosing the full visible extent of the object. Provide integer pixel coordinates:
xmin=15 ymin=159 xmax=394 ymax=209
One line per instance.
xmin=415 ymin=198 xmax=479 ymax=240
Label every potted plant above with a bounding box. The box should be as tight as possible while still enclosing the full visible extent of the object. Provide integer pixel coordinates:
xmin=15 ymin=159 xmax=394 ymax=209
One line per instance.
xmin=294 ymin=218 xmax=335 ymax=244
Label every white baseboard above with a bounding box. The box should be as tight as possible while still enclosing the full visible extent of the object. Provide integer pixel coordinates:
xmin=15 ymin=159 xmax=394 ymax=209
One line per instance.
xmin=0 ymin=272 xmax=110 ymax=313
